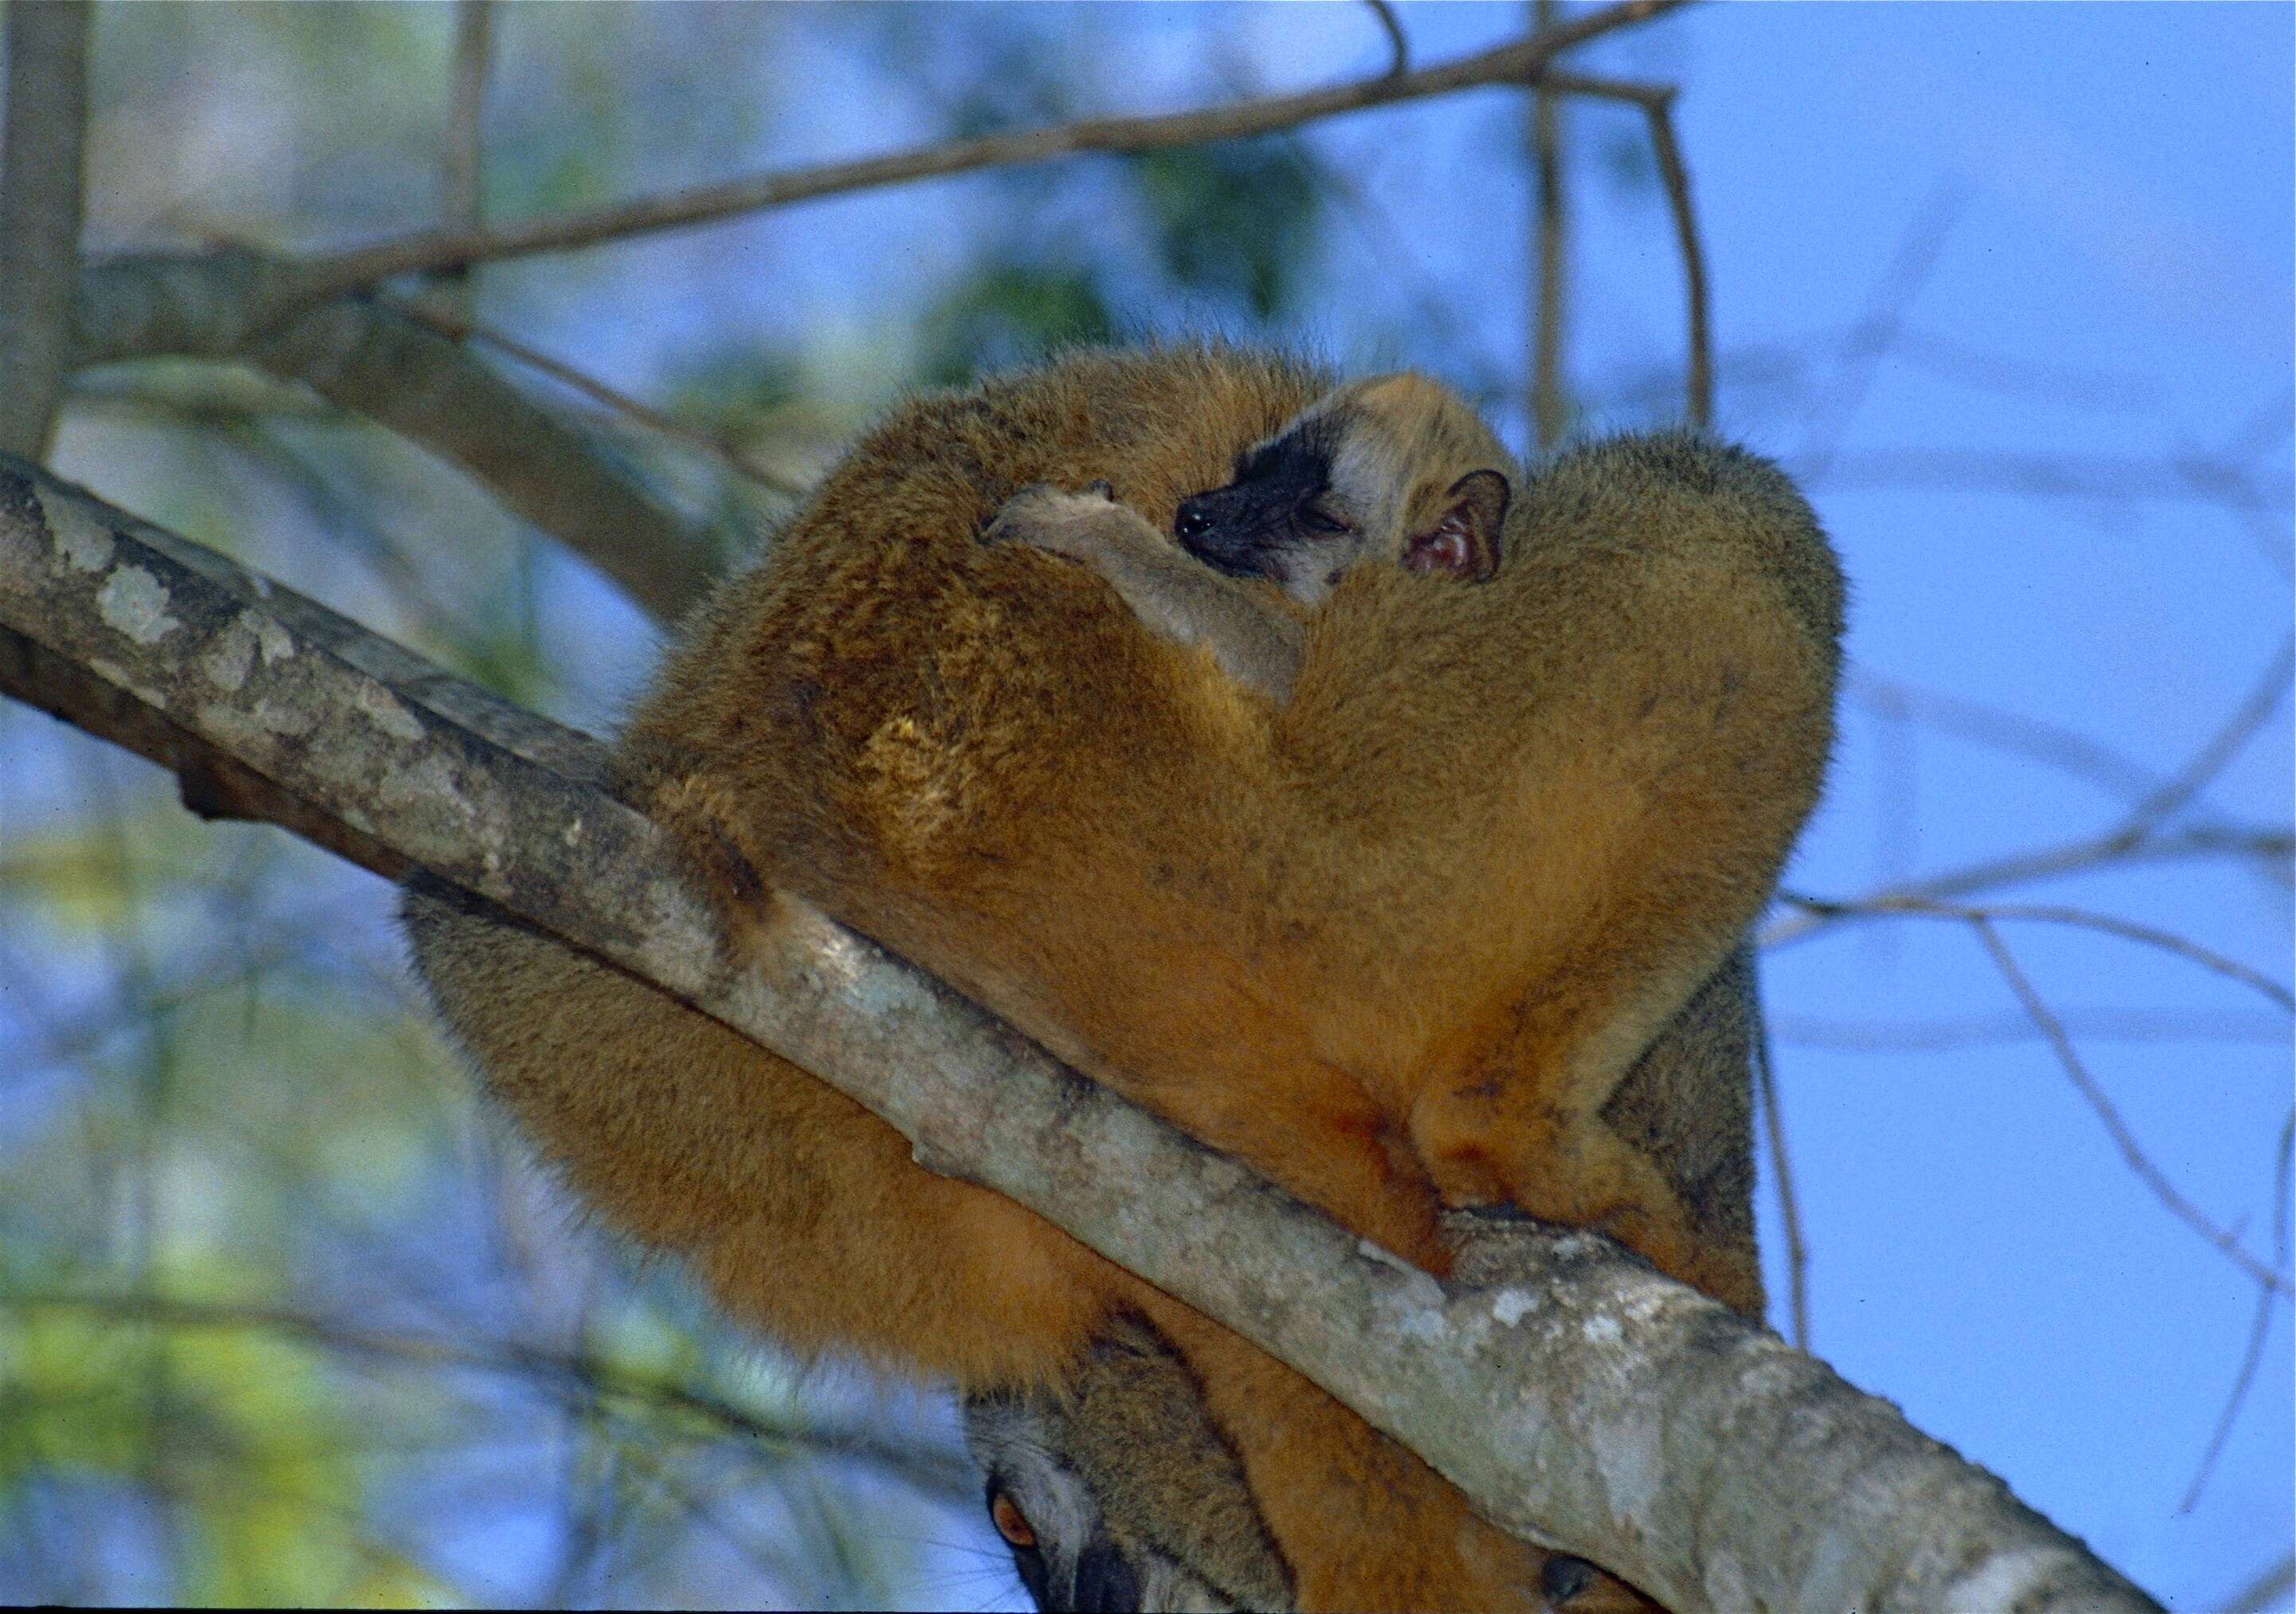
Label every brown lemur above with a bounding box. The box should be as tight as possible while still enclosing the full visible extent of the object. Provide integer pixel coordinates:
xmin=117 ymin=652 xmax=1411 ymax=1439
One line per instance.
xmin=404 ymin=346 xmax=1843 ymax=1611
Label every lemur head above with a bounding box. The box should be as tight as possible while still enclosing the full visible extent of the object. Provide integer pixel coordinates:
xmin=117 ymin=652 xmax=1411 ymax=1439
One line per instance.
xmin=961 ymin=1317 xmax=1288 ymax=1614
xmin=962 ymin=1314 xmax=1631 ymax=1614
xmin=1172 ymin=374 xmax=1514 ymax=606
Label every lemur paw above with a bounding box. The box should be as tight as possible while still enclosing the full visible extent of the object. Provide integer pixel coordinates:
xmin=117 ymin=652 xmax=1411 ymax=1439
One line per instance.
xmin=979 ymin=481 xmax=1122 ymax=558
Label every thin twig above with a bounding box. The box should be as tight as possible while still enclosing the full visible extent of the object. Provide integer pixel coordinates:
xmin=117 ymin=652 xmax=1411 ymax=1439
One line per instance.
xmin=1969 ymin=917 xmax=2289 ymax=1296
xmin=1847 ymin=666 xmax=2169 ymax=806
xmin=70 ymin=242 xmax=730 ymax=622
xmin=434 ymin=0 xmax=494 ymax=316
xmin=1760 ymin=823 xmax=2295 ymax=948
xmin=2176 ymin=1109 xmax=2293 ymax=1512
xmin=1753 ymin=1025 xmax=1811 ymax=1349
xmin=1360 ymin=0 xmax=1409 ymax=76
xmin=1642 ymin=96 xmax=1707 ymax=428
xmin=1804 ymin=447 xmax=2293 ymax=512
xmin=0 ymin=0 xmax=92 ymax=458
xmin=385 ymin=292 xmax=810 ymax=497
xmin=2223 ymin=1553 xmax=2296 ymax=1614
xmin=289 ymin=1 xmax=1684 ymax=296
xmin=1780 ymin=892 xmax=2294 ymax=1013
xmin=1772 ymin=1007 xmax=2290 ymax=1054
xmin=1793 ymin=186 xmax=1969 ymax=482
xmin=1541 ymin=72 xmax=1708 ymax=427
xmin=2115 ymin=633 xmax=2294 ymax=841
xmin=1529 ymin=0 xmax=1569 ymax=448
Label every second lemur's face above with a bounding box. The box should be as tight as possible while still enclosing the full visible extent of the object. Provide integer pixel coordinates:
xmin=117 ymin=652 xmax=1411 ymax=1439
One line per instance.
xmin=1172 ymin=375 xmax=1513 ymax=607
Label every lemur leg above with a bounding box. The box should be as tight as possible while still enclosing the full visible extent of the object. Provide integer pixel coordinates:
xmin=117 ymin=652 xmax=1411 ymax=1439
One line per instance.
xmin=982 ymin=484 xmax=1307 ymax=703
xmin=1410 ymin=946 xmax=1767 ymax=1319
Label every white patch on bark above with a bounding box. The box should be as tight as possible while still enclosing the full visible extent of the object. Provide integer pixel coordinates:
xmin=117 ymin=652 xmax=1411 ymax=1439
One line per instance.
xmin=1490 ymin=1288 xmax=1538 ymax=1326
xmin=198 ymin=697 xmax=317 ymax=753
xmin=355 ymin=682 xmax=425 ymax=741
xmin=1947 ymin=1547 xmax=2069 ymax=1612
xmin=380 ymin=752 xmax=472 ymax=821
xmin=253 ymin=615 xmax=294 ymax=664
xmin=96 ymin=566 xmax=181 ymax=645
xmin=1582 ymin=1314 xmax=1623 ymax=1346
xmin=40 ymin=486 xmax=114 ymax=572
xmin=200 ymin=622 xmax=255 ymax=692
xmin=1355 ymin=1237 xmax=1417 ymax=1274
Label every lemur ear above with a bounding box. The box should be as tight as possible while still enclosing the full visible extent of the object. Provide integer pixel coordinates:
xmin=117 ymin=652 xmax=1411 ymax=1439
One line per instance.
xmin=1403 ymin=469 xmax=1509 ymax=583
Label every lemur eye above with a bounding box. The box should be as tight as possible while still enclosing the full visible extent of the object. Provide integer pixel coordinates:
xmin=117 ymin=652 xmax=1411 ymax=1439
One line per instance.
xmin=1297 ymin=505 xmax=1352 ymax=537
xmin=989 ymin=1490 xmax=1038 ymax=1550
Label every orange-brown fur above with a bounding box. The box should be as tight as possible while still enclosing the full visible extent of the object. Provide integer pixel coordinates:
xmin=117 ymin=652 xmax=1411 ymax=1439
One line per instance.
xmin=406 ymin=344 xmax=1841 ymax=1611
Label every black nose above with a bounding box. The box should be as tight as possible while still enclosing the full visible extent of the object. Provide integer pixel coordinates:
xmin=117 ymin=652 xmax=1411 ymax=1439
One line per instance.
xmin=1069 ymin=1541 xmax=1142 ymax=1612
xmin=1174 ymin=499 xmax=1211 ymax=542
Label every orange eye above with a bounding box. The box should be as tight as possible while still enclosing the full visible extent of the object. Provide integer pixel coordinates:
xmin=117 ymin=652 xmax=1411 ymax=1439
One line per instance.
xmin=989 ymin=1491 xmax=1037 ymax=1549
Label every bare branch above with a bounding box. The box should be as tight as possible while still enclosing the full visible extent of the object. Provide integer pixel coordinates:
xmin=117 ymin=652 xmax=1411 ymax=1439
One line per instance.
xmin=1543 ymin=72 xmax=1709 ymax=428
xmin=72 ymin=248 xmax=729 ymax=623
xmin=1760 ymin=822 xmax=2295 ymax=948
xmin=433 ymin=0 xmax=494 ymax=318
xmin=1643 ymin=94 xmax=1708 ymax=429
xmin=1754 ymin=1025 xmax=1811 ymax=1350
xmin=1793 ymin=187 xmax=1970 ymax=481
xmin=1847 ymin=665 xmax=2170 ymax=806
xmin=1360 ymin=0 xmax=1409 ymax=76
xmin=0 ymin=457 xmax=2161 ymax=1614
xmin=290 ymin=2 xmax=1686 ymax=296
xmin=386 ymin=290 xmax=810 ymax=497
xmin=2225 ymin=1553 xmax=2296 ymax=1614
xmin=241 ymin=295 xmax=729 ymax=625
xmin=1803 ymin=447 xmax=2294 ymax=511
xmin=1529 ymin=0 xmax=1569 ymax=448
xmin=0 ymin=0 xmax=91 ymax=458
xmin=2116 ymin=632 xmax=2293 ymax=841
xmin=1775 ymin=1007 xmax=2290 ymax=1053
xmin=2176 ymin=1109 xmax=2293 ymax=1513
xmin=1779 ymin=891 xmax=2294 ymax=1013
xmin=1969 ymin=917 xmax=2288 ymax=1296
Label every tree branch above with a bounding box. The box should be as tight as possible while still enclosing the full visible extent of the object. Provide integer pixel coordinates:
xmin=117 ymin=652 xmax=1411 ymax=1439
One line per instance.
xmin=0 ymin=0 xmax=91 ymax=458
xmin=0 ymin=455 xmax=2162 ymax=1613
xmin=1760 ymin=823 xmax=2296 ymax=948
xmin=1529 ymin=1 xmax=1570 ymax=449
xmin=289 ymin=0 xmax=1684 ymax=296
xmin=435 ymin=0 xmax=493 ymax=319
xmin=1544 ymin=71 xmax=1710 ymax=429
xmin=60 ymin=7 xmax=1699 ymax=631
xmin=1968 ymin=918 xmax=2288 ymax=1297
xmin=72 ymin=253 xmax=728 ymax=624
